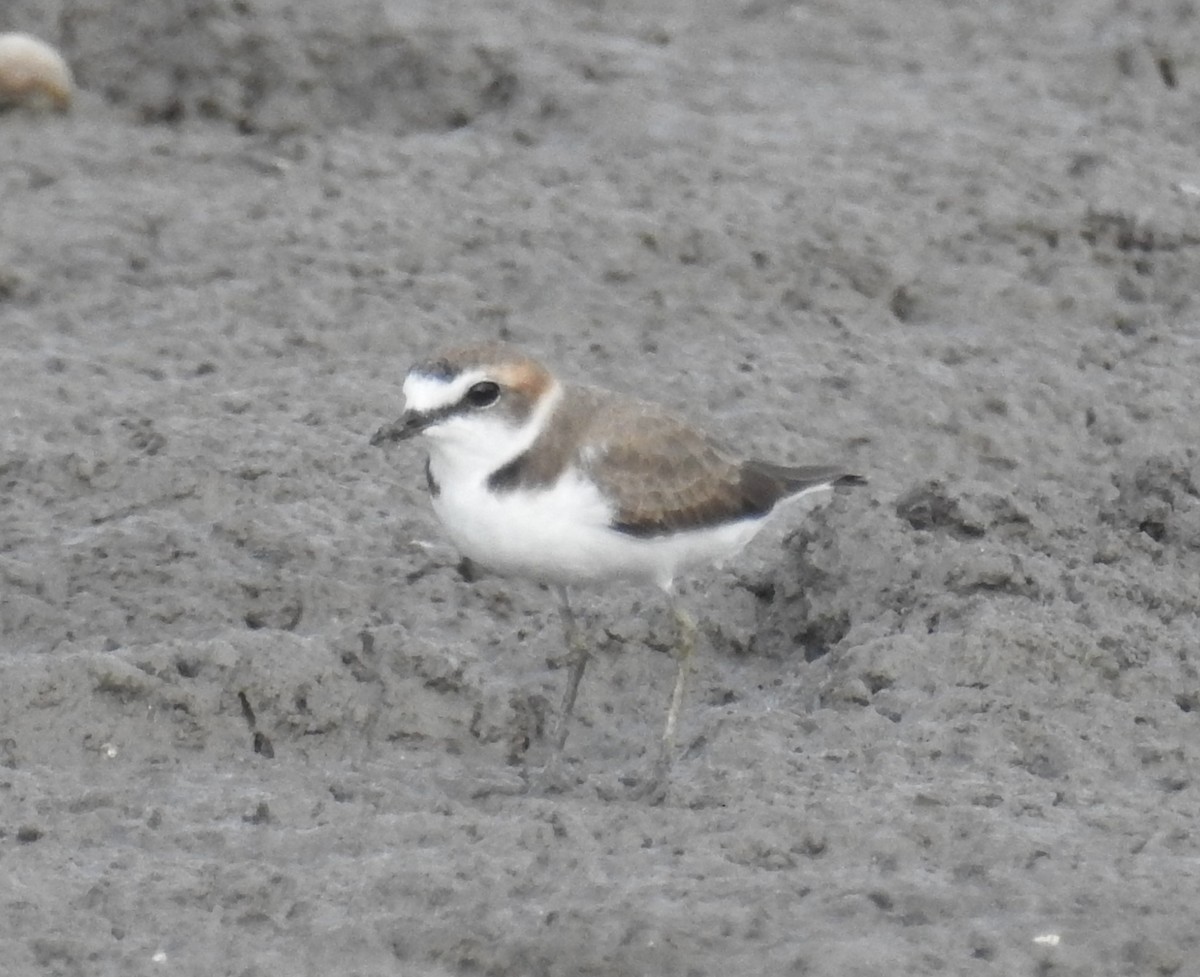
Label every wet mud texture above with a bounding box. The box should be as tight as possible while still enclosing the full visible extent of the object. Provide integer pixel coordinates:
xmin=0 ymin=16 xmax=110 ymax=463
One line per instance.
xmin=2 ymin=1 xmax=1199 ymax=975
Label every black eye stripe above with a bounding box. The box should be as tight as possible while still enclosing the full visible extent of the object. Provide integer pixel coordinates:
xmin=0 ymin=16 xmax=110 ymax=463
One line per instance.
xmin=399 ymin=377 xmax=501 ymax=431
xmin=464 ymin=381 xmax=501 ymax=408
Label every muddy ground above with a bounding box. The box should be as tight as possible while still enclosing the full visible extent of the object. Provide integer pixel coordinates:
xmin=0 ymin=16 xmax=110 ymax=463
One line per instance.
xmin=2 ymin=1 xmax=1199 ymax=974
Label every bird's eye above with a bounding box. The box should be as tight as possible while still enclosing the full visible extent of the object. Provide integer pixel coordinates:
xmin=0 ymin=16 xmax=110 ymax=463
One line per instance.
xmin=465 ymin=381 xmax=500 ymax=408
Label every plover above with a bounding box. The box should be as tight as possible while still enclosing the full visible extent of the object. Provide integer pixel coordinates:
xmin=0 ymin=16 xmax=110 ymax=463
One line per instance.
xmin=371 ymin=342 xmax=863 ymax=792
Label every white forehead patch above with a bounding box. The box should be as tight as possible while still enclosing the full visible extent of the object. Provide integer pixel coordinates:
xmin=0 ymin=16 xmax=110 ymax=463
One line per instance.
xmin=402 ymin=368 xmax=488 ymax=413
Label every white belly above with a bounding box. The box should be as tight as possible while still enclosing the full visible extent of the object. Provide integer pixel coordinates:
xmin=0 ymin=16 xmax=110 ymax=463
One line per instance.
xmin=430 ymin=466 xmax=764 ymax=592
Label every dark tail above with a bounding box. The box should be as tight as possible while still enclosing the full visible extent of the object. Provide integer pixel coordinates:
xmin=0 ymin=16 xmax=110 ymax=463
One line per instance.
xmin=737 ymin=461 xmax=864 ymax=515
xmin=749 ymin=462 xmax=866 ymax=497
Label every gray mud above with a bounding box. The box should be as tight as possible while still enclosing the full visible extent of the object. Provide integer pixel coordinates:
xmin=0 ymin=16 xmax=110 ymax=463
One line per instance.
xmin=2 ymin=1 xmax=1199 ymax=974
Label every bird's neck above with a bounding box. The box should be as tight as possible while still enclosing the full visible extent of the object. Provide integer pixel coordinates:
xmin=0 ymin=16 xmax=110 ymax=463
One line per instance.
xmin=428 ymin=380 xmax=564 ymax=488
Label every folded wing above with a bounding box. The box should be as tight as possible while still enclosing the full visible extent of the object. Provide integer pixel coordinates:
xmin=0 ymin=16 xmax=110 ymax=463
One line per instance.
xmin=578 ymin=398 xmax=860 ymax=538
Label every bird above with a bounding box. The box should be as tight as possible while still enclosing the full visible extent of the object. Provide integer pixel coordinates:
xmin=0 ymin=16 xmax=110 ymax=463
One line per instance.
xmin=371 ymin=342 xmax=863 ymax=794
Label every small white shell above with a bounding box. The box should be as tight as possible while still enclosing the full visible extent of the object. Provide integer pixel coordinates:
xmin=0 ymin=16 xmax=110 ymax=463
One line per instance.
xmin=0 ymin=32 xmax=73 ymax=111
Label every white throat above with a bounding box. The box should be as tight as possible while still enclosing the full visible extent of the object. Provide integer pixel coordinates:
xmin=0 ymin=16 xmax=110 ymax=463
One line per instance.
xmin=423 ymin=379 xmax=564 ymax=487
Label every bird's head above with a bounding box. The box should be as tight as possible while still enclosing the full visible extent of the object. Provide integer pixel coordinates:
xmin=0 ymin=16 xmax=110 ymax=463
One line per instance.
xmin=371 ymin=343 xmax=561 ymax=478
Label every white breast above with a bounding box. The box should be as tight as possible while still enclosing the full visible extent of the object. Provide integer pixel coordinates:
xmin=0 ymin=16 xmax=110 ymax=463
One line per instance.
xmin=429 ymin=462 xmax=766 ymax=591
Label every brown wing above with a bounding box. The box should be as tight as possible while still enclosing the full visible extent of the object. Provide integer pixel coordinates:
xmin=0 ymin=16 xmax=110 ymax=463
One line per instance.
xmin=483 ymin=384 xmax=863 ymax=536
xmin=577 ymin=394 xmax=846 ymax=537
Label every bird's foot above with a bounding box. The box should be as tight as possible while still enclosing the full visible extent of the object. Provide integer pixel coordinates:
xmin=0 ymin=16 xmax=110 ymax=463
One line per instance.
xmin=610 ymin=749 xmax=673 ymax=805
xmin=528 ymin=752 xmax=582 ymax=795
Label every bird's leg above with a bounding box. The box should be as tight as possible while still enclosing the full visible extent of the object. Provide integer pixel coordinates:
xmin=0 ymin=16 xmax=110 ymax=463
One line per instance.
xmin=535 ymin=586 xmax=590 ymax=793
xmin=659 ymin=598 xmax=697 ymax=763
xmin=551 ymin=584 xmax=589 ymax=753
xmin=633 ymin=596 xmax=697 ymax=802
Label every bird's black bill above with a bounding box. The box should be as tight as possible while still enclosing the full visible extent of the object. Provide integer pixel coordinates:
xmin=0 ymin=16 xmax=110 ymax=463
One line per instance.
xmin=370 ymin=410 xmax=434 ymax=446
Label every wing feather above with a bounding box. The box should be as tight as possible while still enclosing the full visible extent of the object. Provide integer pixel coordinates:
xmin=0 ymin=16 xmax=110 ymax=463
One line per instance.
xmin=484 ymin=384 xmax=861 ymax=538
xmin=576 ymin=394 xmax=853 ymax=537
